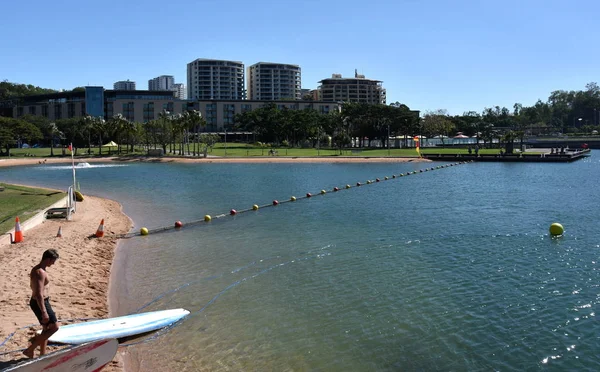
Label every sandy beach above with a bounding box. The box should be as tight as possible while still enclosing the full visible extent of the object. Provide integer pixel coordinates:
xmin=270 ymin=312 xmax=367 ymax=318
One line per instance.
xmin=0 ymin=154 xmax=426 ymax=370
xmin=0 ymin=155 xmax=429 ymax=168
xmin=0 ymin=194 xmax=132 ymax=371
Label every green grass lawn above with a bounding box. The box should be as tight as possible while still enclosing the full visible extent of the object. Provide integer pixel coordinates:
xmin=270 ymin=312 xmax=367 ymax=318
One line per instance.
xmin=0 ymin=183 xmax=66 ymax=234
xmin=9 ymin=146 xmax=145 ymax=158
xmin=7 ymin=144 xmax=544 ymax=159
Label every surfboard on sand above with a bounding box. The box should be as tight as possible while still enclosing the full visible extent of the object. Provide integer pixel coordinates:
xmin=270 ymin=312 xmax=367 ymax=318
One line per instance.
xmin=47 ymin=308 xmax=190 ymax=344
xmin=4 ymin=338 xmax=118 ymax=372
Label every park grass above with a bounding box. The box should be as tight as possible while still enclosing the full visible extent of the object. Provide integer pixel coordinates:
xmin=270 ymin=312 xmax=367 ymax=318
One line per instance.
xmin=8 ymin=144 xmax=542 ymax=159
xmin=0 ymin=183 xmax=66 ymax=234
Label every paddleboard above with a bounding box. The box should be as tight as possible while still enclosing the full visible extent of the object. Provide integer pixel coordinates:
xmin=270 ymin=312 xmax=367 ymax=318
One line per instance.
xmin=4 ymin=338 xmax=118 ymax=372
xmin=47 ymin=308 xmax=189 ymax=344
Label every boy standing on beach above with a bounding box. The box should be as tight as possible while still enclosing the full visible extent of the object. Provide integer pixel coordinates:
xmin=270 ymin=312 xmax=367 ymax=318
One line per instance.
xmin=23 ymin=249 xmax=60 ymax=358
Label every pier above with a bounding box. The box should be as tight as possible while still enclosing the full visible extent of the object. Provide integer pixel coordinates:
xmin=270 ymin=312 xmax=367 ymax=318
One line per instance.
xmin=422 ymin=149 xmax=591 ymax=162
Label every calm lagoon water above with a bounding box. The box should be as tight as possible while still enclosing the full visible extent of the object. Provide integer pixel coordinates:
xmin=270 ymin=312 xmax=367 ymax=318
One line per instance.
xmin=1 ymin=153 xmax=599 ymax=371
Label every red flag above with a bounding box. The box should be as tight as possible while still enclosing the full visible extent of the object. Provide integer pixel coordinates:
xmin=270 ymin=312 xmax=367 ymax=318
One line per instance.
xmin=68 ymin=143 xmax=73 ymax=152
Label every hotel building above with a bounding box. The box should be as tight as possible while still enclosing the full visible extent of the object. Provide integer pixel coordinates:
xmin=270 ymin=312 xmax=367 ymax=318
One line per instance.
xmin=148 ymin=75 xmax=175 ymax=91
xmin=187 ymin=59 xmax=245 ymax=101
xmin=318 ymin=71 xmax=386 ymax=104
xmin=3 ymin=87 xmax=339 ymax=131
xmin=247 ymin=62 xmax=301 ymax=100
xmin=172 ymin=83 xmax=185 ymax=100
xmin=113 ymin=80 xmax=136 ymax=90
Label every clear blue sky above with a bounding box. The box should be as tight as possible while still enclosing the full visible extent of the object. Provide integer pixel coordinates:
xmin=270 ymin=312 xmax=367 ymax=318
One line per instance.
xmin=3 ymin=0 xmax=599 ymax=115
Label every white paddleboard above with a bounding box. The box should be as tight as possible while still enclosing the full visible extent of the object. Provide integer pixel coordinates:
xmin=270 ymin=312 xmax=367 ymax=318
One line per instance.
xmin=47 ymin=308 xmax=189 ymax=344
xmin=4 ymin=338 xmax=118 ymax=372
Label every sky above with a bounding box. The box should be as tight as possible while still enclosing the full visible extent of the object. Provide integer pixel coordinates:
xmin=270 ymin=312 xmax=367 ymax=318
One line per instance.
xmin=2 ymin=0 xmax=599 ymax=115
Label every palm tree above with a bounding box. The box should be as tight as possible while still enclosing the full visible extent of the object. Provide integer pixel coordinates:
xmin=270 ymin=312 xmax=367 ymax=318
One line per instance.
xmin=157 ymin=110 xmax=173 ymax=154
xmin=183 ymin=110 xmax=204 ymax=156
xmin=106 ymin=114 xmax=128 ymax=155
xmin=80 ymin=115 xmax=95 ymax=155
xmin=92 ymin=117 xmax=106 ymax=156
xmin=46 ymin=122 xmax=62 ymax=157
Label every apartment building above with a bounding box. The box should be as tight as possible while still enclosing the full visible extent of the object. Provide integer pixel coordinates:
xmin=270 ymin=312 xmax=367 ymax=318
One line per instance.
xmin=148 ymin=75 xmax=175 ymax=91
xmin=172 ymin=83 xmax=185 ymax=100
xmin=113 ymin=80 xmax=136 ymax=90
xmin=318 ymin=71 xmax=386 ymax=104
xmin=187 ymin=59 xmax=245 ymax=100
xmin=7 ymin=87 xmax=183 ymax=123
xmin=247 ymin=62 xmax=301 ymax=100
xmin=5 ymin=87 xmax=339 ymax=131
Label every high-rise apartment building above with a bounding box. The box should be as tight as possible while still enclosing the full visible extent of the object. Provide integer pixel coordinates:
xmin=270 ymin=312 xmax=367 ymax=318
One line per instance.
xmin=113 ymin=80 xmax=136 ymax=90
xmin=148 ymin=75 xmax=175 ymax=91
xmin=187 ymin=59 xmax=245 ymax=100
xmin=247 ymin=62 xmax=301 ymax=100
xmin=318 ymin=70 xmax=386 ymax=104
xmin=172 ymin=83 xmax=185 ymax=100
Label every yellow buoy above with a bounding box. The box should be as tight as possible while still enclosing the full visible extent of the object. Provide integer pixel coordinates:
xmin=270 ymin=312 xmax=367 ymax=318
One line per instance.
xmin=140 ymin=227 xmax=149 ymax=235
xmin=549 ymin=223 xmax=564 ymax=236
xmin=290 ymin=196 xmax=297 ymax=201
xmin=252 ymin=204 xmax=259 ymax=210
xmin=204 ymin=215 xmax=212 ymax=222
xmin=320 ymin=190 xmax=326 ymax=194
xmin=345 ymin=185 xmax=351 ymax=189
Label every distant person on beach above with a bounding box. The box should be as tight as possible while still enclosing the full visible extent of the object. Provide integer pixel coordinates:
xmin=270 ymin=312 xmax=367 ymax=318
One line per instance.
xmin=23 ymin=249 xmax=60 ymax=358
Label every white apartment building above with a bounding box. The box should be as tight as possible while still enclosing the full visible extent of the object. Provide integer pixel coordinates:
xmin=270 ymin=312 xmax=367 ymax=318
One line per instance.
xmin=113 ymin=80 xmax=136 ymax=90
xmin=172 ymin=83 xmax=185 ymax=100
xmin=318 ymin=71 xmax=386 ymax=104
xmin=247 ymin=62 xmax=301 ymax=100
xmin=187 ymin=59 xmax=245 ymax=101
xmin=148 ymin=75 xmax=175 ymax=91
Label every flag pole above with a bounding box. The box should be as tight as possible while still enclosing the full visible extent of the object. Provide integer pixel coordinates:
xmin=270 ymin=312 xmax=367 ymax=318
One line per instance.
xmin=70 ymin=143 xmax=76 ymax=191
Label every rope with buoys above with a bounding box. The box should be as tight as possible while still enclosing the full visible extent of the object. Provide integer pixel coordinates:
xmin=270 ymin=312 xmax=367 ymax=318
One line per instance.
xmin=114 ymin=161 xmax=472 ymax=238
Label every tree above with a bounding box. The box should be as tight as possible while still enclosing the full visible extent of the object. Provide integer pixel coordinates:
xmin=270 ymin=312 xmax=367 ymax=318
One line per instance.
xmin=0 ymin=117 xmax=43 ymax=155
xmin=46 ymin=122 xmax=63 ymax=156
xmin=80 ymin=116 xmax=96 ymax=155
xmin=92 ymin=117 xmax=106 ymax=155
xmin=422 ymin=109 xmax=455 ymax=147
xmin=182 ymin=110 xmax=205 ymax=156
xmin=0 ymin=81 xmax=57 ymax=99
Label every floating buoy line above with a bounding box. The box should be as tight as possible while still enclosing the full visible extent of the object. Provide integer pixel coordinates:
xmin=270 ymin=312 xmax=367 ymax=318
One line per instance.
xmin=116 ymin=161 xmax=473 ymax=239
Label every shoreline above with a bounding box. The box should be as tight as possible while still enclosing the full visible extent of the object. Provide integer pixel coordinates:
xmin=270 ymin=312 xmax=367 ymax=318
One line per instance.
xmin=0 ymin=155 xmax=430 ymax=168
xmin=0 ymin=192 xmax=132 ymax=371
xmin=0 ymin=154 xmax=428 ymax=370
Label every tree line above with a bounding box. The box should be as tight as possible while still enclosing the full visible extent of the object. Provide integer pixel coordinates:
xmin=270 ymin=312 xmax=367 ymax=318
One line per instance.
xmin=420 ymin=82 xmax=600 ymax=146
xmin=1 ymin=81 xmax=599 ymax=155
xmin=0 ymin=111 xmax=211 ymax=156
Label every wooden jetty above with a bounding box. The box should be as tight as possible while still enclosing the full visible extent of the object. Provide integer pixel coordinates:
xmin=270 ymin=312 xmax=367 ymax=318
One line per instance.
xmin=422 ymin=149 xmax=591 ymax=163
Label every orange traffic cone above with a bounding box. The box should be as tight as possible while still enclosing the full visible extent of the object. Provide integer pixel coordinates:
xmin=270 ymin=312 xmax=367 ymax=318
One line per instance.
xmin=95 ymin=219 xmax=105 ymax=238
xmin=56 ymin=226 xmax=63 ymax=238
xmin=13 ymin=217 xmax=23 ymax=243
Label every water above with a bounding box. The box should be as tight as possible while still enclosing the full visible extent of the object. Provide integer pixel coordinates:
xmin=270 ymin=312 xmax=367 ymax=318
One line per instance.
xmin=1 ymin=153 xmax=599 ymax=371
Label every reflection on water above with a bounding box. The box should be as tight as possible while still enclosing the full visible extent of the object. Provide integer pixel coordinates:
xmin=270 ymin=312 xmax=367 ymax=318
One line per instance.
xmin=36 ymin=163 xmax=129 ymax=171
xmin=1 ymin=153 xmax=599 ymax=371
